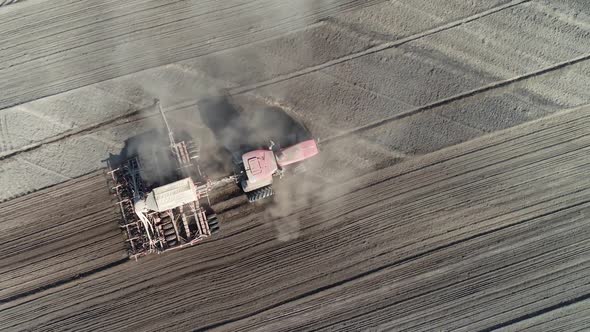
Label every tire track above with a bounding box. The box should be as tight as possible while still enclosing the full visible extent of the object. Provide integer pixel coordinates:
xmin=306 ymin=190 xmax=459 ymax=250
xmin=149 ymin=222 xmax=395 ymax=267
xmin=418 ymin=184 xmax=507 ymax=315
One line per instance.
xmin=0 ymin=0 xmax=537 ymax=165
xmin=0 ymin=171 xmax=127 ymax=302
xmin=15 ymin=157 xmax=72 ymax=181
xmin=322 ymin=54 xmax=590 ymax=144
xmin=0 ymin=0 xmax=20 ymax=7
xmin=227 ymin=0 xmax=531 ymax=95
xmin=0 ymin=113 xmax=16 ymax=200
xmin=2 ymin=104 xmax=590 ymax=331
xmin=0 ymin=107 xmax=143 ymax=161
xmin=208 ymin=144 xmax=590 ymax=330
xmin=0 ymin=0 xmax=386 ymax=109
xmin=0 ymin=258 xmax=127 ymax=305
xmin=482 ymin=293 xmax=590 ymax=332
xmin=200 ymin=200 xmax=590 ymax=331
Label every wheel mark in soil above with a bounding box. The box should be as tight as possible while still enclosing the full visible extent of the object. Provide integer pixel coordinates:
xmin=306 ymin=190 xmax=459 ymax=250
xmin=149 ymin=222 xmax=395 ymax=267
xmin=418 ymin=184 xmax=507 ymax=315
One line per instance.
xmin=198 ymin=199 xmax=590 ymax=331
xmin=0 ymin=114 xmax=15 ymax=199
xmin=317 ymin=69 xmax=415 ymax=109
xmin=219 ymin=169 xmax=590 ymax=318
xmin=0 ymin=0 xmax=189 ymax=60
xmin=19 ymin=105 xmax=123 ymax=148
xmin=0 ymin=108 xmax=143 ymax=161
xmin=0 ymin=168 xmax=110 ymax=204
xmin=16 ymin=157 xmax=72 ymax=181
xmin=434 ymin=112 xmax=487 ymax=133
xmin=0 ymin=1 xmax=529 ymax=162
xmin=0 ymin=258 xmax=128 ymax=305
xmin=315 ymin=213 xmax=590 ymax=330
xmin=228 ymin=0 xmax=532 ymax=95
xmin=0 ymin=0 xmax=381 ymax=70
xmin=481 ymin=292 xmax=590 ymax=332
xmin=322 ymin=54 xmax=590 ymax=144
xmin=0 ymin=0 xmax=19 ymax=7
xmin=322 ymin=16 xmax=404 ymax=43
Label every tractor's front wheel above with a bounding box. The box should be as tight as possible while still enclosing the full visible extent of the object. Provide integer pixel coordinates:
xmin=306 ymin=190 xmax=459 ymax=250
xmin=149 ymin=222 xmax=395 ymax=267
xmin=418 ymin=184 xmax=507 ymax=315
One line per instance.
xmin=246 ymin=186 xmax=274 ymax=203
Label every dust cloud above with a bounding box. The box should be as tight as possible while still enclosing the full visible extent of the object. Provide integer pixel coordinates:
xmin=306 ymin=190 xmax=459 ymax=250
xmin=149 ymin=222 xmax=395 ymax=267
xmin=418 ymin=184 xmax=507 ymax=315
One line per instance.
xmin=264 ymin=142 xmax=364 ymax=243
xmin=190 ymin=0 xmax=365 ymax=242
xmin=116 ymin=0 xmax=369 ymax=241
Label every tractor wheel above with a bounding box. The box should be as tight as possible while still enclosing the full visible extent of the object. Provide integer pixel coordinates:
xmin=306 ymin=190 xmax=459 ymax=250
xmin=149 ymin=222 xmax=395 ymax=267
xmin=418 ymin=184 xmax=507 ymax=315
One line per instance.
xmin=207 ymin=216 xmax=220 ymax=234
xmin=246 ymin=186 xmax=274 ymax=203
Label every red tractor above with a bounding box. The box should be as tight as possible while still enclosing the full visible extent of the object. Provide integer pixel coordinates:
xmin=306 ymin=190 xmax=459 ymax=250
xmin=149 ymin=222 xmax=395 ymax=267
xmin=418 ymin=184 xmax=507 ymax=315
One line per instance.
xmin=198 ymin=94 xmax=320 ymax=202
xmin=107 ymin=99 xmax=319 ymax=258
xmin=239 ymin=139 xmax=318 ymax=201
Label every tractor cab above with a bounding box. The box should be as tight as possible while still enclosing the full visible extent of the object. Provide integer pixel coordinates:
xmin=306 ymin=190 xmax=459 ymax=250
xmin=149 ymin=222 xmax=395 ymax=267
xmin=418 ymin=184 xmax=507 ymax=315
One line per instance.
xmin=240 ymin=149 xmax=277 ymax=193
xmin=239 ymin=139 xmax=319 ymax=202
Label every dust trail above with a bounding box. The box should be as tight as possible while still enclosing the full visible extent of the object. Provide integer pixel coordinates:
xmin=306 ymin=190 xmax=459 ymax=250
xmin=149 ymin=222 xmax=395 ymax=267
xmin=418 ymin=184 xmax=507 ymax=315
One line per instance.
xmin=114 ymin=0 xmax=374 ymax=240
xmin=189 ymin=0 xmax=381 ymax=241
xmin=264 ymin=137 xmax=381 ymax=243
xmin=196 ymin=93 xmax=345 ymax=241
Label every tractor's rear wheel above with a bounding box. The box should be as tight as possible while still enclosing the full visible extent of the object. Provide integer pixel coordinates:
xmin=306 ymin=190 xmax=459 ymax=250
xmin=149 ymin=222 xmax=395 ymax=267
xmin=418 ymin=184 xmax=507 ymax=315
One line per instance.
xmin=246 ymin=186 xmax=274 ymax=203
xmin=207 ymin=214 xmax=220 ymax=234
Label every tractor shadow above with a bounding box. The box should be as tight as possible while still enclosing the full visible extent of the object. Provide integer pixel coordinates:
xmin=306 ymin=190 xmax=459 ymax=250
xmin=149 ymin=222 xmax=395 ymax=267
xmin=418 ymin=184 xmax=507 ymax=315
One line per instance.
xmin=106 ymin=129 xmax=179 ymax=188
xmin=197 ymin=94 xmax=312 ymax=161
xmin=107 ymin=129 xmax=162 ymax=168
